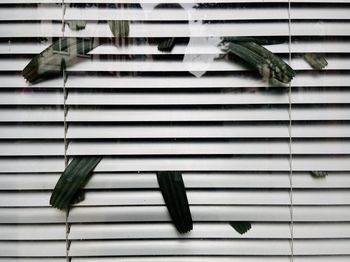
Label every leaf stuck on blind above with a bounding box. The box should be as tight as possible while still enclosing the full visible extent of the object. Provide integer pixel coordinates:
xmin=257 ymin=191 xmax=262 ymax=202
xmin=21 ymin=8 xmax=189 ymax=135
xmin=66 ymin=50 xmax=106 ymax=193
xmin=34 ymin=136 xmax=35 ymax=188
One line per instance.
xmin=223 ymin=41 xmax=295 ymax=84
xmin=158 ymin=38 xmax=176 ymax=52
xmin=157 ymin=171 xmax=193 ymax=233
xmin=70 ymin=189 xmax=86 ymax=205
xmin=229 ymin=221 xmax=252 ymax=235
xmin=108 ymin=20 xmax=129 ymax=37
xmin=50 ymin=156 xmax=102 ymax=210
xmin=222 ymin=37 xmax=285 ymax=46
xmin=304 ymin=53 xmax=328 ymax=70
xmin=310 ymin=171 xmax=328 ymax=178
xmin=66 ymin=20 xmax=87 ymax=31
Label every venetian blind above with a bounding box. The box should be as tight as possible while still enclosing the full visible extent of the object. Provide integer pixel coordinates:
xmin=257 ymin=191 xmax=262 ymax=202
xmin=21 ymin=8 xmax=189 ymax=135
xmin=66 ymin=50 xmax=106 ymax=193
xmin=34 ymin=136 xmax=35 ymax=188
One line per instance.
xmin=0 ymin=1 xmax=350 ymax=261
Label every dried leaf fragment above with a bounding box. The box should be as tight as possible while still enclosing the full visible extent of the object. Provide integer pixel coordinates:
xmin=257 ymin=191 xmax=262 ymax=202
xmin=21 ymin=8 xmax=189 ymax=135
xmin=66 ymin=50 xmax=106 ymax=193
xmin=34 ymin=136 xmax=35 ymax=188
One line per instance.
xmin=310 ymin=171 xmax=328 ymax=178
xmin=304 ymin=53 xmax=328 ymax=70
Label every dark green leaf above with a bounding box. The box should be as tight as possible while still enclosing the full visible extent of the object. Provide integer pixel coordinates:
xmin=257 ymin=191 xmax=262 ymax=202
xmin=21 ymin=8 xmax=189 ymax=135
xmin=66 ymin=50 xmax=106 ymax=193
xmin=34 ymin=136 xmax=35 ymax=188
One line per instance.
xmin=71 ymin=189 xmax=86 ymax=205
xmin=239 ymin=41 xmax=295 ymax=83
xmin=224 ymin=41 xmax=295 ymax=84
xmin=304 ymin=53 xmax=328 ymax=70
xmin=310 ymin=171 xmax=328 ymax=178
xmin=157 ymin=171 xmax=193 ymax=233
xmin=50 ymin=157 xmax=102 ymax=210
xmin=229 ymin=221 xmax=252 ymax=235
xmin=225 ymin=42 xmax=267 ymax=69
xmin=158 ymin=38 xmax=176 ymax=52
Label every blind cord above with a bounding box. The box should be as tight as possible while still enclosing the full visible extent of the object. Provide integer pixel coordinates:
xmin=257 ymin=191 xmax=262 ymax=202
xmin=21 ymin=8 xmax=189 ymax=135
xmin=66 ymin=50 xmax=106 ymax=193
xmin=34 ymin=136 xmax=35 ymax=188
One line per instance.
xmin=63 ymin=69 xmax=70 ymax=262
xmin=287 ymin=1 xmax=294 ymax=261
xmin=61 ymin=1 xmax=71 ymax=262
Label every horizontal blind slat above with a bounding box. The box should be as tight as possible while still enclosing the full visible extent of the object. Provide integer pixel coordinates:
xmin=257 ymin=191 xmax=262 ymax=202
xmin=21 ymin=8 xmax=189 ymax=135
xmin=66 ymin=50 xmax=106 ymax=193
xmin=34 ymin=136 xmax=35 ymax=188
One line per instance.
xmin=1 ymin=172 xmax=349 ymax=190
xmin=1 ymin=140 xmax=350 ymax=156
xmin=1 ymin=205 xmax=349 ymax=223
xmin=1 ymin=190 xmax=349 ymax=207
xmin=3 ymin=222 xmax=350 ymax=240
xmin=1 ymin=22 xmax=349 ymax=38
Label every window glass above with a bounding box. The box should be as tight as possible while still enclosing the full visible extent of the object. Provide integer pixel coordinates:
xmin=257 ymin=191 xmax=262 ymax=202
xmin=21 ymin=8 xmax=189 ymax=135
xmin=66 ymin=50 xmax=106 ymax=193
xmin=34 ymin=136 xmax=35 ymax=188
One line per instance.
xmin=0 ymin=1 xmax=349 ymax=261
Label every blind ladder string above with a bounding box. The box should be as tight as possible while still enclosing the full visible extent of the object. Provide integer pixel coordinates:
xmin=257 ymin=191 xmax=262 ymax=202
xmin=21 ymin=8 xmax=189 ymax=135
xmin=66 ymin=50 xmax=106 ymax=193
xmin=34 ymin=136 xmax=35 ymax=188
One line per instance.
xmin=61 ymin=1 xmax=71 ymax=261
xmin=287 ymin=1 xmax=295 ymax=261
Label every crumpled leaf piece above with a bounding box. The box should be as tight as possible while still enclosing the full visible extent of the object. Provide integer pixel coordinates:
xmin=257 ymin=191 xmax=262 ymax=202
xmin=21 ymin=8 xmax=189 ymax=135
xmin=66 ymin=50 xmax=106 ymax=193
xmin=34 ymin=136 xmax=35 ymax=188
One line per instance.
xmin=157 ymin=171 xmax=193 ymax=234
xmin=304 ymin=53 xmax=328 ymax=70
xmin=224 ymin=41 xmax=295 ymax=84
xmin=50 ymin=157 xmax=102 ymax=210
xmin=310 ymin=171 xmax=328 ymax=178
xmin=66 ymin=20 xmax=87 ymax=31
xmin=229 ymin=221 xmax=252 ymax=235
xmin=108 ymin=20 xmax=129 ymax=37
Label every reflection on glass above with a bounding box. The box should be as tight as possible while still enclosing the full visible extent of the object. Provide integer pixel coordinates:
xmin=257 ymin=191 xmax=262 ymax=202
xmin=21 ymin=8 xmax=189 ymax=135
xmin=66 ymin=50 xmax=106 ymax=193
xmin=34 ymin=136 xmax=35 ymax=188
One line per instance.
xmin=52 ymin=37 xmax=69 ymax=54
xmin=22 ymin=38 xmax=97 ymax=83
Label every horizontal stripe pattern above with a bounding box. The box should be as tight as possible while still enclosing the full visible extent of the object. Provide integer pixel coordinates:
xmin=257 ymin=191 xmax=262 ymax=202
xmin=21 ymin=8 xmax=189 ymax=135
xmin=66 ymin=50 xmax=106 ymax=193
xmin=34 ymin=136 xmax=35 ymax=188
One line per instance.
xmin=0 ymin=1 xmax=349 ymax=261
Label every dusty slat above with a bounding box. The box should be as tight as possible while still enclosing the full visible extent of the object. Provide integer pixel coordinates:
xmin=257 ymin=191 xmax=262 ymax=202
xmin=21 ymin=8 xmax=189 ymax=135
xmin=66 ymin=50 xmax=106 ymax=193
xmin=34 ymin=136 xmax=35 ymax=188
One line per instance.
xmin=68 ymin=239 xmax=350 ymax=256
xmin=1 ymin=205 xmax=348 ymax=224
xmin=71 ymin=256 xmax=350 ymax=262
xmin=0 ymin=241 xmax=65 ymax=257
xmin=65 ymin=90 xmax=350 ymax=105
xmin=1 ymin=6 xmax=349 ymax=21
xmin=66 ymin=107 xmax=350 ymax=122
xmin=1 ymin=172 xmax=349 ymax=190
xmin=2 ymin=41 xmax=349 ymax=55
xmin=68 ymin=222 xmax=350 ymax=240
xmin=1 ymin=190 xmax=349 ymax=207
xmin=65 ymin=74 xmax=350 ymax=88
xmin=0 ymin=22 xmax=349 ymax=38
xmin=0 ymin=224 xmax=65 ymax=240
xmin=66 ymin=124 xmax=350 ymax=139
xmin=67 ymin=205 xmax=350 ymax=223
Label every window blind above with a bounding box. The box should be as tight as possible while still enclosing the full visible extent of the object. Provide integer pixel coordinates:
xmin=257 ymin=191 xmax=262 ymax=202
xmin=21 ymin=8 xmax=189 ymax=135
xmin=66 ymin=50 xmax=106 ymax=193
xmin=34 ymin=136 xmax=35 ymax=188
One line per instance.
xmin=0 ymin=1 xmax=350 ymax=261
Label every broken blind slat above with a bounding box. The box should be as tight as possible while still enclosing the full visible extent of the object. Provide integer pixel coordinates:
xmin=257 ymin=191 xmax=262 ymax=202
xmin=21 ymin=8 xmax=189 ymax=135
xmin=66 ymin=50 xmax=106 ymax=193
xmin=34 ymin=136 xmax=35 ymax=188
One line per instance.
xmin=0 ymin=1 xmax=349 ymax=261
